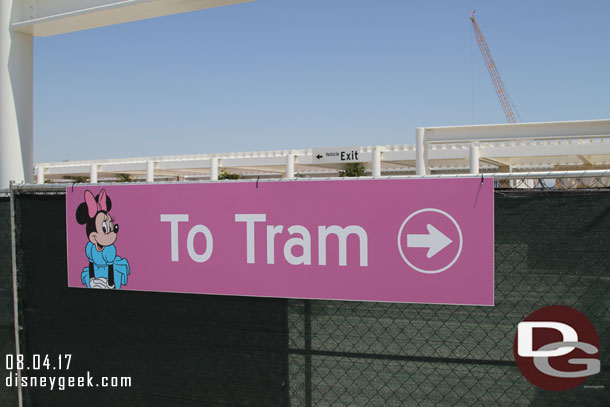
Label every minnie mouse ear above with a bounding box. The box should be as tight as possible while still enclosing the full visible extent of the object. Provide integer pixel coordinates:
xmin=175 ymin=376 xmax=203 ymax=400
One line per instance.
xmin=75 ymin=202 xmax=91 ymax=224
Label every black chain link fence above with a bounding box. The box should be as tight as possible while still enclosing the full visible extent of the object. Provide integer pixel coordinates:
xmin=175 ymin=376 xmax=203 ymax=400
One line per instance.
xmin=1 ymin=187 xmax=609 ymax=406
xmin=495 ymin=176 xmax=610 ymax=190
xmin=0 ymin=197 xmax=18 ymax=407
xmin=285 ymin=189 xmax=609 ymax=406
xmin=8 ymin=192 xmax=290 ymax=407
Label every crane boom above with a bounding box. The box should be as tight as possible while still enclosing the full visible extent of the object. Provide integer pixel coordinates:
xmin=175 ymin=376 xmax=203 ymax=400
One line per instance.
xmin=470 ymin=11 xmax=517 ymax=123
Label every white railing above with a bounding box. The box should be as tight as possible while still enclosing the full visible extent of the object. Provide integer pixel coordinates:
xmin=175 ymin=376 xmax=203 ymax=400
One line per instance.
xmin=33 ymin=119 xmax=610 ymax=184
xmin=415 ymin=119 xmax=610 ymax=175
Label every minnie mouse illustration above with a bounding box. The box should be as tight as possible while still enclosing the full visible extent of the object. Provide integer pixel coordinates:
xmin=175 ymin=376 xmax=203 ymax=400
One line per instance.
xmin=76 ymin=189 xmax=130 ymax=289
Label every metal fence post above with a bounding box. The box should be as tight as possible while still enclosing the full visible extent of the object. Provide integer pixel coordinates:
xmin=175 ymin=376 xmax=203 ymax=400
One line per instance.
xmin=9 ymin=182 xmax=23 ymax=407
xmin=304 ymin=300 xmax=312 ymax=407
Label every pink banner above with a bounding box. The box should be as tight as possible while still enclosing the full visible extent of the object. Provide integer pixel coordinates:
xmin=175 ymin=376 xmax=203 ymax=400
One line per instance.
xmin=66 ymin=178 xmax=494 ymax=305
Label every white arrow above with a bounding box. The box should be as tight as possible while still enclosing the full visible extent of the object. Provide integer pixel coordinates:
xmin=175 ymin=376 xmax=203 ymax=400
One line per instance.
xmin=407 ymin=224 xmax=453 ymax=258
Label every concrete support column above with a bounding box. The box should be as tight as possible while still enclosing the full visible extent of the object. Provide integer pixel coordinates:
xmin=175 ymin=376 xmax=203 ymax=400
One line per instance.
xmin=210 ymin=156 xmax=219 ymax=181
xmin=90 ymin=164 xmax=98 ymax=184
xmin=469 ymin=143 xmax=480 ymax=174
xmin=146 ymin=160 xmax=154 ymax=182
xmin=285 ymin=152 xmax=295 ymax=179
xmin=1 ymin=2 xmax=34 ymax=187
xmin=36 ymin=166 xmax=44 ymax=184
xmin=415 ymin=127 xmax=428 ymax=175
xmin=372 ymin=146 xmax=382 ymax=177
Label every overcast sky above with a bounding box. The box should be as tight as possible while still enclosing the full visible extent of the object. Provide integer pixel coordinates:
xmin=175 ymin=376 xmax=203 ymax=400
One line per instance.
xmin=34 ymin=0 xmax=610 ymax=162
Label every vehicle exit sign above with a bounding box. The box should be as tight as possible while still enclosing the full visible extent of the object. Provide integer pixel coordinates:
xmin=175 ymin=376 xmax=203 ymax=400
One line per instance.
xmin=312 ymin=146 xmax=362 ymax=163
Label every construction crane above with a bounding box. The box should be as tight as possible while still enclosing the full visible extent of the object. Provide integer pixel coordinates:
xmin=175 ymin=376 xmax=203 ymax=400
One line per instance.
xmin=469 ymin=10 xmax=517 ymax=123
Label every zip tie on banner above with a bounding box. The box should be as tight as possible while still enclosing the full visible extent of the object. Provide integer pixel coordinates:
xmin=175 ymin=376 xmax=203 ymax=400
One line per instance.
xmin=481 ymin=174 xmax=484 ymax=184
xmin=256 ymin=176 xmax=260 ymax=189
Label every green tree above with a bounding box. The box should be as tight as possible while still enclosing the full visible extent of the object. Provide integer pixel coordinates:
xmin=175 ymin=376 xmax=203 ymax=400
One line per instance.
xmin=62 ymin=175 xmax=89 ymax=183
xmin=218 ymin=171 xmax=242 ymax=180
xmin=116 ymin=173 xmax=134 ymax=182
xmin=339 ymin=163 xmax=366 ymax=177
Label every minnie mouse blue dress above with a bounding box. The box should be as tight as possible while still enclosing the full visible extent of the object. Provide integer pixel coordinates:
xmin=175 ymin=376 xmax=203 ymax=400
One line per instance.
xmin=81 ymin=242 xmax=130 ymax=289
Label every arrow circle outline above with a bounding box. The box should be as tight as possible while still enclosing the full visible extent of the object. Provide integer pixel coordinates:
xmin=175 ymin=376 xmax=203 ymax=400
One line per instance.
xmin=397 ymin=208 xmax=463 ymax=274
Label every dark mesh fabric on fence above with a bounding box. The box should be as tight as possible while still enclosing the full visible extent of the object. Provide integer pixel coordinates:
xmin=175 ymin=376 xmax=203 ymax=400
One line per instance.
xmin=3 ymin=190 xmax=610 ymax=406
xmin=13 ymin=194 xmax=290 ymax=407
xmin=285 ymin=190 xmax=609 ymax=406
xmin=0 ymin=198 xmax=18 ymax=406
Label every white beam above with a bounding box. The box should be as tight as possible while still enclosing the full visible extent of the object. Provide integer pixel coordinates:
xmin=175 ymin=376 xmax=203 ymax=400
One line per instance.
xmin=480 ymin=140 xmax=610 ymax=160
xmin=12 ymin=0 xmax=255 ymax=37
xmin=224 ymin=165 xmax=283 ymax=174
xmin=424 ymin=119 xmax=610 ymax=143
xmin=382 ymin=160 xmax=416 ymax=168
xmin=480 ymin=157 xmax=511 ymax=167
xmin=30 ymin=127 xmax=610 ymax=182
xmin=222 ymin=156 xmax=286 ymax=167
xmin=45 ymin=165 xmax=91 ymax=175
xmin=382 ymin=150 xmax=416 ymax=162
xmin=100 ymin=162 xmax=147 ymax=172
xmin=1 ymin=1 xmax=33 ymax=187
xmin=577 ymin=154 xmax=592 ymax=166
xmin=157 ymin=159 xmax=211 ymax=170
